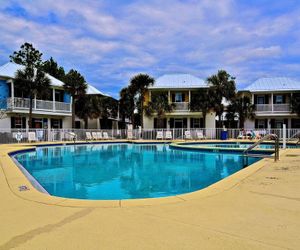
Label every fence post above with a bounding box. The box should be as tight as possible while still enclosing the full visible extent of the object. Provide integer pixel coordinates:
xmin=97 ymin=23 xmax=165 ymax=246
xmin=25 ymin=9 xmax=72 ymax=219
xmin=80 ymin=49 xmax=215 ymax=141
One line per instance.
xmin=283 ymin=124 xmax=286 ymax=149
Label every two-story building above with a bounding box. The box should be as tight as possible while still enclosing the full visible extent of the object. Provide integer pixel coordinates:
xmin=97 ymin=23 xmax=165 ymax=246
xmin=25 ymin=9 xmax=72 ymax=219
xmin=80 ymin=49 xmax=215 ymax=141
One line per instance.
xmin=143 ymin=74 xmax=216 ymax=130
xmin=244 ymin=77 xmax=300 ymax=129
xmin=0 ymin=62 xmax=105 ymax=130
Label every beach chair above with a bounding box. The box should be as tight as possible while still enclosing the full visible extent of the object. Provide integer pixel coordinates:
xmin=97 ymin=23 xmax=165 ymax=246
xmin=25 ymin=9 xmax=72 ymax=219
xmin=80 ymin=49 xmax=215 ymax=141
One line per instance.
xmin=156 ymin=131 xmax=163 ymax=140
xmin=237 ymin=131 xmax=244 ymax=139
xmin=28 ymin=132 xmax=37 ymax=142
xmin=96 ymin=132 xmax=102 ymax=140
xmin=127 ymin=130 xmax=133 ymax=140
xmin=165 ymin=130 xmax=172 ymax=140
xmin=196 ymin=130 xmax=205 ymax=140
xmin=92 ymin=132 xmax=98 ymax=140
xmin=103 ymin=132 xmax=110 ymax=140
xmin=68 ymin=132 xmax=77 ymax=142
xmin=86 ymin=132 xmax=92 ymax=141
xmin=254 ymin=130 xmax=262 ymax=140
xmin=184 ymin=130 xmax=192 ymax=140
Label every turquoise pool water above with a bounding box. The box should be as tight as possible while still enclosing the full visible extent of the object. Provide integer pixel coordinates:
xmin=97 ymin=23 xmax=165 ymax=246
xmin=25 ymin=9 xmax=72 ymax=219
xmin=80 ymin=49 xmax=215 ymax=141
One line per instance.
xmin=14 ymin=143 xmax=260 ymax=200
xmin=187 ymin=142 xmax=298 ymax=149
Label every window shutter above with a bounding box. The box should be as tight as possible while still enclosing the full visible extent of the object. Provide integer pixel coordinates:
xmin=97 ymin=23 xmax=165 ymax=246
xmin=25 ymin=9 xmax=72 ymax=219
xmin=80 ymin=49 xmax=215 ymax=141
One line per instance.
xmin=254 ymin=95 xmax=257 ymax=104
xmin=11 ymin=117 xmax=15 ymax=129
xmin=255 ymin=119 xmax=258 ymax=129
xmin=154 ymin=118 xmax=157 ymax=129
xmin=190 ymin=118 xmax=194 ymax=128
xmin=270 ymin=119 xmax=275 ymax=128
xmin=183 ymin=118 xmax=187 ymax=128
xmin=22 ymin=117 xmax=26 ymax=129
xmin=172 ymin=94 xmax=175 ymax=102
xmin=265 ymin=95 xmax=269 ymax=104
xmin=60 ymin=119 xmax=63 ymax=128
xmin=170 ymin=118 xmax=174 ymax=128
xmin=284 ymin=119 xmax=288 ymax=127
xmin=200 ymin=118 xmax=204 ymax=128
xmin=163 ymin=118 xmax=167 ymax=128
xmin=264 ymin=119 xmax=268 ymax=129
xmin=182 ymin=93 xmax=185 ymax=102
xmin=282 ymin=95 xmax=286 ymax=103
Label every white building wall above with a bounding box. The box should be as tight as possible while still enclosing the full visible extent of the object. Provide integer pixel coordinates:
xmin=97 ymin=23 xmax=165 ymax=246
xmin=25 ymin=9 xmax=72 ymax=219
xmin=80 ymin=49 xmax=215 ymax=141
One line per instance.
xmin=244 ymin=119 xmax=255 ymax=130
xmin=63 ymin=117 xmax=72 ymax=129
xmin=143 ymin=116 xmax=153 ymax=129
xmin=205 ymin=112 xmax=216 ymax=138
xmin=0 ymin=117 xmax=11 ymax=129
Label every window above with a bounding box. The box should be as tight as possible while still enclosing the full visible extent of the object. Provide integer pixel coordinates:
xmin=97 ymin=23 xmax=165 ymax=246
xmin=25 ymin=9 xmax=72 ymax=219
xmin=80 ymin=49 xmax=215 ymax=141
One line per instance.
xmin=275 ymin=119 xmax=284 ymax=129
xmin=11 ymin=117 xmax=26 ymax=129
xmin=55 ymin=90 xmax=64 ymax=102
xmin=51 ymin=119 xmax=62 ymax=129
xmin=192 ymin=118 xmax=201 ymax=128
xmin=257 ymin=96 xmax=265 ymax=104
xmin=257 ymin=120 xmax=265 ymax=129
xmin=275 ymin=95 xmax=283 ymax=104
xmin=175 ymin=93 xmax=183 ymax=102
xmin=75 ymin=121 xmax=81 ymax=129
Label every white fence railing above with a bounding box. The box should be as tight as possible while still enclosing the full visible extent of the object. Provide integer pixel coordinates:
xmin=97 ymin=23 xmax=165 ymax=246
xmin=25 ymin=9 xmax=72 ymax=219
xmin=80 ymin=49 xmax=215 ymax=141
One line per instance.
xmin=7 ymin=97 xmax=71 ymax=113
xmin=256 ymin=104 xmax=290 ymax=112
xmin=172 ymin=102 xmax=189 ymax=111
xmin=0 ymin=128 xmax=299 ymax=144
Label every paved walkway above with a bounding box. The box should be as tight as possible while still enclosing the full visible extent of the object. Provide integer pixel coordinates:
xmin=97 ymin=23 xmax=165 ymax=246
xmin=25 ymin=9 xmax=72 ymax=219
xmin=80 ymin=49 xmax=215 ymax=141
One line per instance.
xmin=0 ymin=144 xmax=299 ymax=250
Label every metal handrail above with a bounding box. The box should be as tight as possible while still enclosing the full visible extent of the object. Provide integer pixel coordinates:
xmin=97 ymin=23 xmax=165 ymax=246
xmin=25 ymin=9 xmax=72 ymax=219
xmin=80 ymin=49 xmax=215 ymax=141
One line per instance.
xmin=243 ymin=134 xmax=279 ymax=161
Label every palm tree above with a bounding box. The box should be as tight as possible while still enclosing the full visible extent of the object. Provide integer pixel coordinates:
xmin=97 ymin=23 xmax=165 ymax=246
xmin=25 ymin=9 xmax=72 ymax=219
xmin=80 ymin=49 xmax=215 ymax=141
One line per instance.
xmin=144 ymin=93 xmax=175 ymax=128
xmin=98 ymin=96 xmax=119 ymax=129
xmin=291 ymin=94 xmax=300 ymax=117
xmin=13 ymin=66 xmax=50 ymax=128
xmin=189 ymin=88 xmax=214 ymax=126
xmin=226 ymin=94 xmax=255 ymax=128
xmin=129 ymin=74 xmax=154 ymax=127
xmin=75 ymin=95 xmax=101 ymax=129
xmin=207 ymin=70 xmax=236 ymax=127
xmin=119 ymin=87 xmax=135 ymax=127
xmin=63 ymin=69 xmax=87 ymax=128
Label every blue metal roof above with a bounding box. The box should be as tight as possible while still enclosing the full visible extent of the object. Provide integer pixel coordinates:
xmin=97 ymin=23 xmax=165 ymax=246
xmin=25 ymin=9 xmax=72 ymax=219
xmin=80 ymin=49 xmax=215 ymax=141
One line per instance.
xmin=245 ymin=77 xmax=300 ymax=92
xmin=149 ymin=74 xmax=207 ymax=89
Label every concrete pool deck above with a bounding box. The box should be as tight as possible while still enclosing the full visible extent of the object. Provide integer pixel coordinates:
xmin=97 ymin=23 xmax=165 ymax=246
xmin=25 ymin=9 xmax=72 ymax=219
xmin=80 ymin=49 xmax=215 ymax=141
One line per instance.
xmin=0 ymin=142 xmax=299 ymax=249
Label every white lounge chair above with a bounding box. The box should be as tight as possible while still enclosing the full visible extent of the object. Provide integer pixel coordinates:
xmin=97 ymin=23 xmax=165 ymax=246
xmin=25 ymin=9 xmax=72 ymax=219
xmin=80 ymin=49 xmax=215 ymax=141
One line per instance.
xmin=196 ymin=130 xmax=205 ymax=140
xmin=165 ymin=130 xmax=172 ymax=140
xmin=28 ymin=132 xmax=37 ymax=142
xmin=92 ymin=132 xmax=98 ymax=140
xmin=184 ymin=130 xmax=192 ymax=140
xmin=127 ymin=131 xmax=133 ymax=140
xmin=103 ymin=132 xmax=110 ymax=140
xmin=156 ymin=131 xmax=163 ymax=140
xmin=96 ymin=132 xmax=102 ymax=140
xmin=86 ymin=132 xmax=92 ymax=141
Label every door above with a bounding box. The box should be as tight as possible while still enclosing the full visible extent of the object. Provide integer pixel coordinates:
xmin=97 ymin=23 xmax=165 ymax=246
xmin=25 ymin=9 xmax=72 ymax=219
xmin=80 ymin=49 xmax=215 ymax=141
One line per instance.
xmin=174 ymin=118 xmax=183 ymax=128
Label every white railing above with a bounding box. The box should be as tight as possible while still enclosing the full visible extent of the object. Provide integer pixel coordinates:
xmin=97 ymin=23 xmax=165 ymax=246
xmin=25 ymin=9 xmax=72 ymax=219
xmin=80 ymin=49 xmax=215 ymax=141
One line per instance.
xmin=0 ymin=127 xmax=299 ymax=144
xmin=172 ymin=102 xmax=189 ymax=111
xmin=7 ymin=97 xmax=71 ymax=113
xmin=256 ymin=104 xmax=290 ymax=113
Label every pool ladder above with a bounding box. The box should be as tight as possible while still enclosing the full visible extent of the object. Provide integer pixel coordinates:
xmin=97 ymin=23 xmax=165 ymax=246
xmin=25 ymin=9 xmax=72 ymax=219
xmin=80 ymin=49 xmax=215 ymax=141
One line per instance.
xmin=243 ymin=134 xmax=280 ymax=162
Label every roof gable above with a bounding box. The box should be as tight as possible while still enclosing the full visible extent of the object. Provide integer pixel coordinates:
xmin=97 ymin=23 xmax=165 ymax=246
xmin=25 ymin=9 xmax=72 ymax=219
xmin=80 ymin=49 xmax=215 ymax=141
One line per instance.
xmin=245 ymin=77 xmax=300 ymax=92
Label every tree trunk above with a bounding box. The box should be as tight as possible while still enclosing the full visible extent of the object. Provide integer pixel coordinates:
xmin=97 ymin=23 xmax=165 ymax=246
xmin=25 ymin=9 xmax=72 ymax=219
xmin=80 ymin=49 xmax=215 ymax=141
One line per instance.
xmin=28 ymin=96 xmax=33 ymax=129
xmin=239 ymin=116 xmax=245 ymax=129
xmin=72 ymin=99 xmax=75 ymax=128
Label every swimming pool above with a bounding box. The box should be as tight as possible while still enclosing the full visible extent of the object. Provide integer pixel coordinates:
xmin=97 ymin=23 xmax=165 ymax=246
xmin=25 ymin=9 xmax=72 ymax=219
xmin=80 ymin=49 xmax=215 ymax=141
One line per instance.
xmin=13 ymin=143 xmax=261 ymax=200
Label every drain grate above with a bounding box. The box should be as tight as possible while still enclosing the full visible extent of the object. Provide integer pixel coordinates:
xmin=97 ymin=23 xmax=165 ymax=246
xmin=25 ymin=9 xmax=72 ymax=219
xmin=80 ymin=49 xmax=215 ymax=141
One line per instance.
xmin=18 ymin=185 xmax=30 ymax=191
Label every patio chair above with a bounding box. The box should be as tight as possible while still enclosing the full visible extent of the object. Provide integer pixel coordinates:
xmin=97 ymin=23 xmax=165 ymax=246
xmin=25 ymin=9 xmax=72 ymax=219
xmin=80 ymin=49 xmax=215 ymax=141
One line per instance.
xmin=28 ymin=132 xmax=37 ymax=142
xmin=156 ymin=131 xmax=163 ymax=140
xmin=165 ymin=130 xmax=172 ymax=140
xmin=96 ymin=132 xmax=102 ymax=140
xmin=86 ymin=132 xmax=92 ymax=141
xmin=103 ymin=132 xmax=110 ymax=140
xmin=127 ymin=130 xmax=134 ymax=140
xmin=196 ymin=130 xmax=205 ymax=140
xmin=254 ymin=130 xmax=262 ymax=140
xmin=92 ymin=132 xmax=98 ymax=140
xmin=184 ymin=130 xmax=192 ymax=140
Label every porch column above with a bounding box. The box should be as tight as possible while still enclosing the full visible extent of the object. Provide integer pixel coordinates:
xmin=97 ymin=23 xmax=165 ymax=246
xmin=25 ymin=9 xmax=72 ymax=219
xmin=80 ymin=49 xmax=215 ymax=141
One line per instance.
xmin=188 ymin=90 xmax=191 ymax=111
xmin=167 ymin=118 xmax=170 ymax=129
xmin=10 ymin=80 xmax=14 ymax=108
xmin=168 ymin=91 xmax=171 ymax=103
xmin=271 ymin=93 xmax=274 ymax=112
xmin=251 ymin=94 xmax=254 ymax=104
xmin=70 ymin=96 xmax=73 ymax=112
xmin=52 ymin=88 xmax=55 ymax=111
xmin=187 ymin=117 xmax=190 ymax=129
xmin=47 ymin=118 xmax=51 ymax=141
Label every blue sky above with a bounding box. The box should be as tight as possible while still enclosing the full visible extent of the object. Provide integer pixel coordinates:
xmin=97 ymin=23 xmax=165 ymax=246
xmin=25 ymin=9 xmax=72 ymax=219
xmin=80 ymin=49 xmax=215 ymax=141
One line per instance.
xmin=0 ymin=0 xmax=299 ymax=98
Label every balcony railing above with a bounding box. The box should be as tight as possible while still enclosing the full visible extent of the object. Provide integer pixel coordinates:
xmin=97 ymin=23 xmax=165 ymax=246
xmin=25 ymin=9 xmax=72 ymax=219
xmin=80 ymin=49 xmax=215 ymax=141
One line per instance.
xmin=256 ymin=104 xmax=290 ymax=113
xmin=172 ymin=102 xmax=189 ymax=111
xmin=7 ymin=97 xmax=71 ymax=113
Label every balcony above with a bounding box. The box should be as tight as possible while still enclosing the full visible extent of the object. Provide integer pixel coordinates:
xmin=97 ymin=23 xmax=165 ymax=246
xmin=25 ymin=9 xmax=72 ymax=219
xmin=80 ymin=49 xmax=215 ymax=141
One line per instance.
xmin=172 ymin=102 xmax=189 ymax=112
xmin=6 ymin=97 xmax=71 ymax=114
xmin=256 ymin=104 xmax=290 ymax=113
